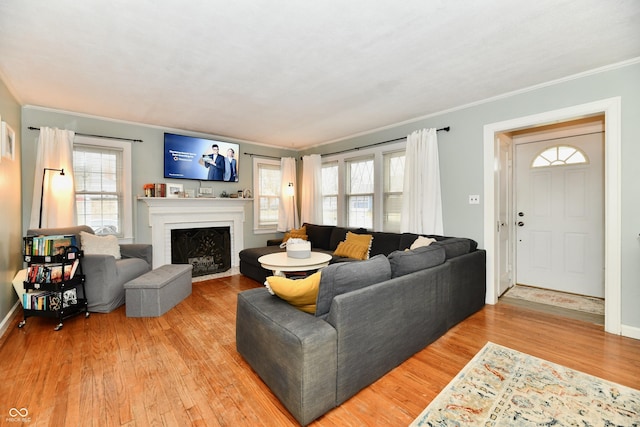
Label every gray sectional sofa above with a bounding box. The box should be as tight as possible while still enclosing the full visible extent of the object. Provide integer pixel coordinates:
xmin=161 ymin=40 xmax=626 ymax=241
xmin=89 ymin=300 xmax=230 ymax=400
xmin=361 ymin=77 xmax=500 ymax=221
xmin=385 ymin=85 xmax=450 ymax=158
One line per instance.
xmin=236 ymin=223 xmax=486 ymax=425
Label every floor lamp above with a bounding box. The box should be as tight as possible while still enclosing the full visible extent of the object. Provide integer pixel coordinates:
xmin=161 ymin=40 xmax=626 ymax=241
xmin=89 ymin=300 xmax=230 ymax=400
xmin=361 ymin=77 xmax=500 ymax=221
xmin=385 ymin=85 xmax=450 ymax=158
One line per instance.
xmin=39 ymin=167 xmax=65 ymax=228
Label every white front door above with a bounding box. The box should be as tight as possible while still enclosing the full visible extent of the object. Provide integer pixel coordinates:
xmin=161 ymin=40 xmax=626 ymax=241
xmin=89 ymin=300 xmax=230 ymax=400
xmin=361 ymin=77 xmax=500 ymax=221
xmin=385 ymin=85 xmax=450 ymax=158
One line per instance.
xmin=515 ymin=133 xmax=604 ymax=297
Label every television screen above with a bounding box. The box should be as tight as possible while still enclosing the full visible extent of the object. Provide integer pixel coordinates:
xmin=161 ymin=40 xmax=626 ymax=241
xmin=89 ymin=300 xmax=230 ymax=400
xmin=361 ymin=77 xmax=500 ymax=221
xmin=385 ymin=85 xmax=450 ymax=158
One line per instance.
xmin=164 ymin=133 xmax=239 ymax=182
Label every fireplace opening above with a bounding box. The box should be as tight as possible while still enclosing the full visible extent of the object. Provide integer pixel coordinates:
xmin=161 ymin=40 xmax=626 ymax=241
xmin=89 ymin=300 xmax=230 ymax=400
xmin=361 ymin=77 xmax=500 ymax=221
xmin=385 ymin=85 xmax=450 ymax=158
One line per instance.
xmin=171 ymin=227 xmax=231 ymax=277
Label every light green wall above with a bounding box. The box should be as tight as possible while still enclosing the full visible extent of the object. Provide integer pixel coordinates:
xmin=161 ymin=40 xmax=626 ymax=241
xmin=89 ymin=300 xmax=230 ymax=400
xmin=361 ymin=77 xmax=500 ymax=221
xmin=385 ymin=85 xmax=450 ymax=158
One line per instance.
xmin=0 ymin=77 xmax=23 ymax=325
xmin=301 ymin=61 xmax=640 ymax=330
xmin=19 ymin=108 xmax=297 ymax=249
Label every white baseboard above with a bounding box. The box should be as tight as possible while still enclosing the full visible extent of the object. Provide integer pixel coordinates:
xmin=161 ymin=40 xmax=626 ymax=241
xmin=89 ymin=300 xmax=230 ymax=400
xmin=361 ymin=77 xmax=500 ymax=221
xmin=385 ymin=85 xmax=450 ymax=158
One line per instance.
xmin=620 ymin=324 xmax=640 ymax=341
xmin=0 ymin=300 xmax=21 ymax=339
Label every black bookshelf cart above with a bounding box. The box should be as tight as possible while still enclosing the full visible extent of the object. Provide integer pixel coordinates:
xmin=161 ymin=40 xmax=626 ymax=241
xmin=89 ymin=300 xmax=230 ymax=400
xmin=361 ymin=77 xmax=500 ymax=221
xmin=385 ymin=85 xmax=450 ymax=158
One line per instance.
xmin=19 ymin=239 xmax=90 ymax=331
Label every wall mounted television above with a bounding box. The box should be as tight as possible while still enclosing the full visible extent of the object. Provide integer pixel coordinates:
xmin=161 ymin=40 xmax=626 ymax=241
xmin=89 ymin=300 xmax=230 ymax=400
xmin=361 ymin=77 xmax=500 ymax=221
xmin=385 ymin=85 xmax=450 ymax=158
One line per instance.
xmin=164 ymin=133 xmax=239 ymax=182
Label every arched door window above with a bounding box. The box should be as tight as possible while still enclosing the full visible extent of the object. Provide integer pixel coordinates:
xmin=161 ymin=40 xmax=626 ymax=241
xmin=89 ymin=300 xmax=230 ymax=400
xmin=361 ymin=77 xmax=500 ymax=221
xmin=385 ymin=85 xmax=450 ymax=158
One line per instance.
xmin=531 ymin=145 xmax=588 ymax=168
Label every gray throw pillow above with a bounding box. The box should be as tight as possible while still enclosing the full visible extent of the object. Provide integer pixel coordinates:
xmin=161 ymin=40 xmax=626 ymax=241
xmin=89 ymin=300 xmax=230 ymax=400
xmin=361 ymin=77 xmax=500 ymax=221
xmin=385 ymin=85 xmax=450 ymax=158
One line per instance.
xmin=315 ymin=254 xmax=391 ymax=318
xmin=432 ymin=238 xmax=472 ymax=259
xmin=388 ymin=245 xmax=446 ymax=278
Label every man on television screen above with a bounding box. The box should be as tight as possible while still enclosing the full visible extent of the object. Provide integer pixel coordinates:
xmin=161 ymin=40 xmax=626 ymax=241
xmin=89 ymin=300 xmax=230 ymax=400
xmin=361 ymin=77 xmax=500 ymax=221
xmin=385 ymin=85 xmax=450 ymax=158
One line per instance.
xmin=200 ymin=144 xmax=225 ymax=180
xmin=224 ymin=148 xmax=238 ymax=182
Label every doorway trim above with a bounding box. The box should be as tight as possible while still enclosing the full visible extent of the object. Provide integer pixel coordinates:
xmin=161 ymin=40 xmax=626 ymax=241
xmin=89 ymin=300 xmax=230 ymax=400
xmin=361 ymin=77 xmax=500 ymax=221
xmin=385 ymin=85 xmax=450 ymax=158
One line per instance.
xmin=483 ymin=97 xmax=621 ymax=335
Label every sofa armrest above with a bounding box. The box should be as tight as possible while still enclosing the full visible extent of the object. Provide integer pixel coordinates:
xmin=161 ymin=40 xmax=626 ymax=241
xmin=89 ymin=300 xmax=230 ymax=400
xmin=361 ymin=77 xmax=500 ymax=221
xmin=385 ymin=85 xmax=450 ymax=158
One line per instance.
xmin=81 ymin=254 xmax=119 ymax=310
xmin=82 ymin=254 xmax=118 ymax=285
xmin=236 ymin=288 xmax=337 ymax=426
xmin=120 ymin=244 xmax=152 ymax=267
xmin=266 ymin=238 xmax=283 ymax=246
xmin=445 ymin=249 xmax=486 ymax=328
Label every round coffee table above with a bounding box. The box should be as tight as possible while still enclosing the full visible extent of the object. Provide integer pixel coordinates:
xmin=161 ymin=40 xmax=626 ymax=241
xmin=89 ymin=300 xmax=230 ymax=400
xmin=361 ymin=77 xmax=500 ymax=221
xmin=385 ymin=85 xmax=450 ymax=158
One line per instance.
xmin=258 ymin=252 xmax=332 ymax=277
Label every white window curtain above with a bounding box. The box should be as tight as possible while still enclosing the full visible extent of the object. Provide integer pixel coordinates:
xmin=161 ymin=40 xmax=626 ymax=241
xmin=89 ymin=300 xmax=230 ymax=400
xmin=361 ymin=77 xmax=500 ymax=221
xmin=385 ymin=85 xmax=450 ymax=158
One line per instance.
xmin=401 ymin=128 xmax=443 ymax=235
xmin=277 ymin=157 xmax=299 ymax=232
xmin=300 ymin=154 xmax=323 ymax=225
xmin=29 ymin=127 xmax=77 ymax=229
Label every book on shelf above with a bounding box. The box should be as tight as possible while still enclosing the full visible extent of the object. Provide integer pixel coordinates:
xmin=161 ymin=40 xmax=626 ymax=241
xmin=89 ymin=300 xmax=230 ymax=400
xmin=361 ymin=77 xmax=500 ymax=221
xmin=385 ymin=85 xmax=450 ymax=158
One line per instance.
xmin=62 ymin=288 xmax=77 ymax=307
xmin=49 ymin=264 xmax=64 ymax=283
xmin=23 ymin=291 xmax=63 ymax=311
xmin=52 ymin=236 xmax=74 ymax=255
xmin=23 ymin=234 xmax=78 ymax=257
xmin=155 ymin=183 xmax=166 ymax=197
xmin=26 ymin=259 xmax=80 ymax=284
xmin=67 ymin=259 xmax=80 ymax=280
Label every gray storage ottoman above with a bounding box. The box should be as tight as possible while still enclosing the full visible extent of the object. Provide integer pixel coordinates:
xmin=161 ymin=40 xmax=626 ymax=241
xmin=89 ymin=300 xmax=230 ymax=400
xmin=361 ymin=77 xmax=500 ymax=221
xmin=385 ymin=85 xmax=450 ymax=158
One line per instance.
xmin=124 ymin=264 xmax=193 ymax=317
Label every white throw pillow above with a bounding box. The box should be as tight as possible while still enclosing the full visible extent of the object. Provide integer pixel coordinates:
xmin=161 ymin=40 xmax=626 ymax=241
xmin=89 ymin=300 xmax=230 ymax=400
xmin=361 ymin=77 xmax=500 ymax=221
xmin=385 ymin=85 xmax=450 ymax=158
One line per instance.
xmin=80 ymin=231 xmax=121 ymax=259
xmin=410 ymin=236 xmax=436 ymax=250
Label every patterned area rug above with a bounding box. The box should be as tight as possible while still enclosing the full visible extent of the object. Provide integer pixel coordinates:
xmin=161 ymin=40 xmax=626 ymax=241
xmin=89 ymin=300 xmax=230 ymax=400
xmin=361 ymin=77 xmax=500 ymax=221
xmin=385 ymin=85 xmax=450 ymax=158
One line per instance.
xmin=504 ymin=285 xmax=604 ymax=315
xmin=411 ymin=342 xmax=640 ymax=426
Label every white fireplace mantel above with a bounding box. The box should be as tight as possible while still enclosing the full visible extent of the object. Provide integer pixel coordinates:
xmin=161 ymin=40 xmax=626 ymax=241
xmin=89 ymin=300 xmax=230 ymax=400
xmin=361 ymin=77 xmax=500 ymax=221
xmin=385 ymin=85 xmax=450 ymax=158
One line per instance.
xmin=138 ymin=197 xmax=251 ymax=268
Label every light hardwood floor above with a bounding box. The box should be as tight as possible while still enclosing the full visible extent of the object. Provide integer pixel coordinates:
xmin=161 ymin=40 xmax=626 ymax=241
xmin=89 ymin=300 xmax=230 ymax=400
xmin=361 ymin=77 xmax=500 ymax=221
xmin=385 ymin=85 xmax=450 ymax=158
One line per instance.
xmin=1 ymin=274 xmax=639 ymax=426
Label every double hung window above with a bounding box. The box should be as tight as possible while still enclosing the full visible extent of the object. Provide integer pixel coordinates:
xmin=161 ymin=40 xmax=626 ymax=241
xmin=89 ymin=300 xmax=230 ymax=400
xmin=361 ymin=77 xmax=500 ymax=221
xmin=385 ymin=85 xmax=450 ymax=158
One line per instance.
xmin=321 ymin=162 xmax=339 ymax=226
xmin=346 ymin=157 xmax=374 ymax=229
xmin=253 ymin=157 xmax=281 ymax=233
xmin=320 ymin=141 xmax=405 ymax=231
xmin=73 ymin=136 xmax=132 ymax=240
xmin=383 ymin=151 xmax=405 ymax=232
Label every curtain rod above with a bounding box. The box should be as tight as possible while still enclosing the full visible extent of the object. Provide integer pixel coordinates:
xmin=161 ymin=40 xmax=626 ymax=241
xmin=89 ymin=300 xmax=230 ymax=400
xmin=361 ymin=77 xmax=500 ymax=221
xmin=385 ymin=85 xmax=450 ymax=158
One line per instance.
xmin=244 ymin=152 xmax=301 ymax=161
xmin=318 ymin=126 xmax=450 ymax=158
xmin=248 ymin=126 xmax=451 ymax=161
xmin=243 ymin=152 xmax=284 ymax=160
xmin=28 ymin=126 xmax=143 ymax=143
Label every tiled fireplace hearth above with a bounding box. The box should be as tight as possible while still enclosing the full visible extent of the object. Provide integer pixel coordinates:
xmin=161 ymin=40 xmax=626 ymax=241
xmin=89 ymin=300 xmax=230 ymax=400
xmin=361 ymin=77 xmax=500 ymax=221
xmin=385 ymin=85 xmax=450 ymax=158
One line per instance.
xmin=139 ymin=197 xmax=250 ymax=269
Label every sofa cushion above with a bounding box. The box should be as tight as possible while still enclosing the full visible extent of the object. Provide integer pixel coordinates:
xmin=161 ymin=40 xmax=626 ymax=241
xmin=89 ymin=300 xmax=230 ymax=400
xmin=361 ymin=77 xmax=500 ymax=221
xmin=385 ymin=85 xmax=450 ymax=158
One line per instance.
xmin=388 ymin=245 xmax=446 ymax=278
xmin=80 ymin=231 xmax=121 ymax=259
xmin=369 ymin=232 xmax=402 ymax=257
xmin=333 ymin=232 xmax=372 ymax=260
xmin=432 ymin=237 xmax=472 ymax=259
xmin=304 ymin=223 xmax=335 ymax=250
xmin=264 ymin=272 xmax=321 ymax=314
xmin=315 ymin=254 xmax=391 ymax=318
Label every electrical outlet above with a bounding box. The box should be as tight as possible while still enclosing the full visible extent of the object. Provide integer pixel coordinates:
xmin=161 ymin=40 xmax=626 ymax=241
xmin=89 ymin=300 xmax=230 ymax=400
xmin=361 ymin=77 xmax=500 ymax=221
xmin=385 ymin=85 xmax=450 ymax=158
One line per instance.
xmin=198 ymin=187 xmax=213 ymax=196
xmin=469 ymin=195 xmax=480 ymax=204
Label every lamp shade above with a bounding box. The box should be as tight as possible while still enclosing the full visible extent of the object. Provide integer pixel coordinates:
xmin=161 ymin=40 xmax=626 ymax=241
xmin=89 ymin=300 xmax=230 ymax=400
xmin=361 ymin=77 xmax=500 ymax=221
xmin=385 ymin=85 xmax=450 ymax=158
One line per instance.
xmin=50 ymin=171 xmax=72 ymax=192
xmin=286 ymin=182 xmax=295 ymax=197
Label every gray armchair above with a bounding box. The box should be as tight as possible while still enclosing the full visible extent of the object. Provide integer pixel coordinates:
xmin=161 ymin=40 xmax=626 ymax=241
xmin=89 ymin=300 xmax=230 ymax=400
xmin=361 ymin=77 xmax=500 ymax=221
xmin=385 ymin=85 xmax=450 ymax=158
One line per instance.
xmin=26 ymin=225 xmax=152 ymax=313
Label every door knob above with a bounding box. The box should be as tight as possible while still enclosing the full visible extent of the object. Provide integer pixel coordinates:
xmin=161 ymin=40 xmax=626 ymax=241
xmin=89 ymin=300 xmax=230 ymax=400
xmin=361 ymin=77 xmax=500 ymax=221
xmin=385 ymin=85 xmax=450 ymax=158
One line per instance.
xmin=517 ymin=221 xmax=525 ymax=227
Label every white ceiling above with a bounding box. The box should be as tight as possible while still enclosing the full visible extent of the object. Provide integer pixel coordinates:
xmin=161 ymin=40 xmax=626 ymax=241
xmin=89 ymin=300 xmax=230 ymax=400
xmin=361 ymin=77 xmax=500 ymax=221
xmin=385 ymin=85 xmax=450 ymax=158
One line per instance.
xmin=1 ymin=1 xmax=639 ymax=149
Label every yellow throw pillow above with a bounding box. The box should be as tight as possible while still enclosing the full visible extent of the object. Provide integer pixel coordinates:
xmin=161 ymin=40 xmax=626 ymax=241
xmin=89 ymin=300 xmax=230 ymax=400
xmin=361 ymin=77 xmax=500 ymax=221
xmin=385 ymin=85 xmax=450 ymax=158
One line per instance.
xmin=333 ymin=232 xmax=373 ymax=260
xmin=345 ymin=232 xmax=372 ymax=247
xmin=333 ymin=241 xmax=368 ymax=260
xmin=264 ymin=271 xmax=321 ymax=314
xmin=282 ymin=225 xmax=308 ymax=243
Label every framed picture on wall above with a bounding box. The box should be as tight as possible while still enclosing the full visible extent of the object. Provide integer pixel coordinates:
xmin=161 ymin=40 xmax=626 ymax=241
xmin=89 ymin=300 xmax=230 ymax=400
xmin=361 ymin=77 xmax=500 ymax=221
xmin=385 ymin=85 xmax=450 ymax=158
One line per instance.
xmin=2 ymin=121 xmax=15 ymax=161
